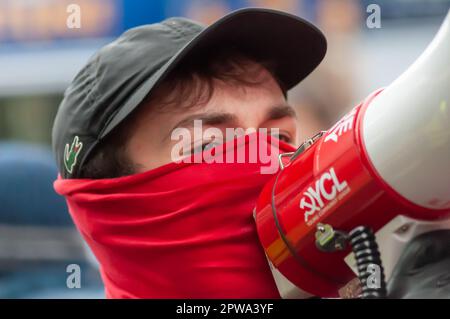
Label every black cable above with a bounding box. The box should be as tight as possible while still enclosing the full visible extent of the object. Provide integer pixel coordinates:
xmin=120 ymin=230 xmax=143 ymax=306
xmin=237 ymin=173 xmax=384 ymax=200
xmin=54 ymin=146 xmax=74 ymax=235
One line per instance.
xmin=348 ymin=226 xmax=387 ymax=298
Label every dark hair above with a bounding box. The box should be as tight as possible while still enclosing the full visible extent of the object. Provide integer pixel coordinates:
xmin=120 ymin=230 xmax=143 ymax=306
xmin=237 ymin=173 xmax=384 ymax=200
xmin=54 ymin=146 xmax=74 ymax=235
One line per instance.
xmin=78 ymin=49 xmax=284 ymax=179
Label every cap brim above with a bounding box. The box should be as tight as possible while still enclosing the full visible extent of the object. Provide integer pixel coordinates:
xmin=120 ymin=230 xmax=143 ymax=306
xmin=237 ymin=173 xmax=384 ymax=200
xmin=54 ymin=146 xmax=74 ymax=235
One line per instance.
xmin=101 ymin=8 xmax=326 ymax=138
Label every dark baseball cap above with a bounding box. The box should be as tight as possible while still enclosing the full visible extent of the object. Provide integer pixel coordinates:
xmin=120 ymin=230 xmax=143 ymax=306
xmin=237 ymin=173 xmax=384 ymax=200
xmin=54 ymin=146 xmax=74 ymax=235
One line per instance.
xmin=53 ymin=8 xmax=327 ymax=179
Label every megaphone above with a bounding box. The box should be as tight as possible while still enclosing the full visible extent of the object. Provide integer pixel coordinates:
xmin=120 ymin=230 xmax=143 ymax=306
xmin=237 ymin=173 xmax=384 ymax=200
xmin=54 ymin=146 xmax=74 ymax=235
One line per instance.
xmin=255 ymin=11 xmax=450 ymax=298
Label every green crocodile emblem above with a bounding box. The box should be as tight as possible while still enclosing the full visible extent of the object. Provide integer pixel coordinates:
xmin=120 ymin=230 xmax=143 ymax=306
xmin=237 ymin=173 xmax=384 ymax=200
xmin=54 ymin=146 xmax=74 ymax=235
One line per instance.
xmin=64 ymin=136 xmax=83 ymax=174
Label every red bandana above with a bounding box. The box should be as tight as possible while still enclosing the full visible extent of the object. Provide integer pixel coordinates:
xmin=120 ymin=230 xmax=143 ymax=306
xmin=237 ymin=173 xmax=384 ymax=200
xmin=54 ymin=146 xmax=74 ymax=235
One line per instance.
xmin=54 ymin=133 xmax=295 ymax=298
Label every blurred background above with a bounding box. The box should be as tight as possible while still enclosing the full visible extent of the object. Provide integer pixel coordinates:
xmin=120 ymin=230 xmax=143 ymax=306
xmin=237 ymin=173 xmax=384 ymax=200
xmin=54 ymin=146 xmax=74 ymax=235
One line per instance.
xmin=0 ymin=0 xmax=449 ymax=298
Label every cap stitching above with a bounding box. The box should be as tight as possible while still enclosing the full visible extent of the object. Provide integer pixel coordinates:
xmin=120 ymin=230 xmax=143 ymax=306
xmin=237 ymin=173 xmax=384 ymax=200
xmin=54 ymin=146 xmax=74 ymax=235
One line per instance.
xmin=163 ymin=20 xmax=201 ymax=39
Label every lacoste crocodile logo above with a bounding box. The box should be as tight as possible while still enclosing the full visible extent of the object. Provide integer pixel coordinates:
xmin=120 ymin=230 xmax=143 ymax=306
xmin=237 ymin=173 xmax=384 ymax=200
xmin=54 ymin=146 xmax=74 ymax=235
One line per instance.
xmin=64 ymin=136 xmax=83 ymax=174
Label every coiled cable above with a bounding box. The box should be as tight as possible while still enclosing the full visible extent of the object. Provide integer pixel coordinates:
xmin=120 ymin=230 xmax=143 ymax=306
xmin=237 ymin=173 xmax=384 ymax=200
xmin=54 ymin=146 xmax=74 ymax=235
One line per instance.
xmin=348 ymin=226 xmax=387 ymax=298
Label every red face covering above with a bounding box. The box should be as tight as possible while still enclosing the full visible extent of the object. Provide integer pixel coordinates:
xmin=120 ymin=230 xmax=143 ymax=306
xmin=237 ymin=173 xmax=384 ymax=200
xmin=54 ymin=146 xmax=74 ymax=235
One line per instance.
xmin=54 ymin=133 xmax=295 ymax=298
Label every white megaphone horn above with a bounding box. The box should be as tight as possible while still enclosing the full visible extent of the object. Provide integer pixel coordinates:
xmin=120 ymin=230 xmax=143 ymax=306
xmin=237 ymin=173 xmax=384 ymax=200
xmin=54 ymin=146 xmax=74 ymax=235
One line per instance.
xmin=362 ymin=10 xmax=450 ymax=210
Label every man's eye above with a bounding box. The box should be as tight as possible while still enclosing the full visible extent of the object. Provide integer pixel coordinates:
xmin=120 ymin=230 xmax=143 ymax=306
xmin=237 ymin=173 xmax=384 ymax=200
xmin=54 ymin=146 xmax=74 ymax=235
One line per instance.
xmin=193 ymin=141 xmax=222 ymax=154
xmin=269 ymin=129 xmax=292 ymax=144
xmin=279 ymin=135 xmax=291 ymax=143
xmin=203 ymin=142 xmax=221 ymax=151
xmin=272 ymin=133 xmax=291 ymax=143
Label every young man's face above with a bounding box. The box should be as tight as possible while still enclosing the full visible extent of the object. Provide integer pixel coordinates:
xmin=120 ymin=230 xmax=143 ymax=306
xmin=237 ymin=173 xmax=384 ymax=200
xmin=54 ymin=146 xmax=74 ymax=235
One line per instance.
xmin=126 ymin=63 xmax=299 ymax=173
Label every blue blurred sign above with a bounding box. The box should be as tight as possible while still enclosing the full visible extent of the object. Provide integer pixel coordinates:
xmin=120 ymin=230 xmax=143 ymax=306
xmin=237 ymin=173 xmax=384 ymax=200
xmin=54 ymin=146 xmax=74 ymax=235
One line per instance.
xmin=0 ymin=0 xmax=120 ymax=44
xmin=0 ymin=0 xmax=169 ymax=45
xmin=0 ymin=0 xmax=303 ymax=46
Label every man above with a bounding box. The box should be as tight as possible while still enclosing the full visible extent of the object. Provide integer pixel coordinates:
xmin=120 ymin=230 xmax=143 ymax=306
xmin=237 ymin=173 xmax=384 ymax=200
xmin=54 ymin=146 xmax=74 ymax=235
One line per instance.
xmin=52 ymin=8 xmax=326 ymax=298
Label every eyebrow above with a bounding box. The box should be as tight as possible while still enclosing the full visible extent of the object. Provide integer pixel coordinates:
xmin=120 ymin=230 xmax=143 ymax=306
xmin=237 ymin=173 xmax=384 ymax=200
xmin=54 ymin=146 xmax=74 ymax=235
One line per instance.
xmin=172 ymin=112 xmax=239 ymax=131
xmin=166 ymin=104 xmax=296 ymax=141
xmin=265 ymin=104 xmax=297 ymax=121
